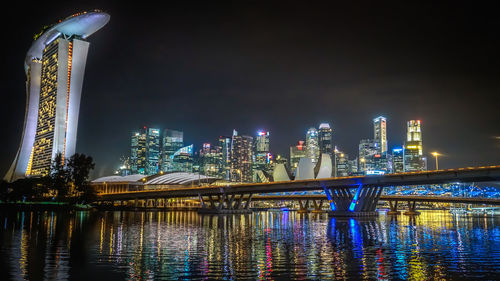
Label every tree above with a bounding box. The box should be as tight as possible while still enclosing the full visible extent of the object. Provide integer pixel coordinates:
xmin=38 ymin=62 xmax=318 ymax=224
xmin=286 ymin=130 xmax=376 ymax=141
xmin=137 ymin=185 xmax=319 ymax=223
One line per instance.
xmin=67 ymin=153 xmax=96 ymax=203
xmin=50 ymin=152 xmax=70 ymax=200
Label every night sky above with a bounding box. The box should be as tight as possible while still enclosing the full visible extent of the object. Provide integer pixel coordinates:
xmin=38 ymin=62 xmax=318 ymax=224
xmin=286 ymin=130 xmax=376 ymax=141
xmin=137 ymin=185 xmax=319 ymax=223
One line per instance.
xmin=2 ymin=1 xmax=500 ymax=178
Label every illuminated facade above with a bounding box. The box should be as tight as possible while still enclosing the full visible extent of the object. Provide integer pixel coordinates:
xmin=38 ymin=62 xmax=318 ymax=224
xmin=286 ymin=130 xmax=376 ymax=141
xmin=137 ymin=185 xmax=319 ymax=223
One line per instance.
xmin=199 ymin=143 xmax=223 ymax=177
xmin=172 ymin=145 xmax=194 ymax=172
xmin=373 ymin=116 xmax=387 ymax=154
xmin=290 ymin=141 xmax=307 ymax=173
xmin=253 ymin=131 xmax=271 ymax=174
xmin=218 ymin=136 xmax=232 ymax=180
xmin=161 ymin=129 xmax=183 ymax=172
xmin=318 ymin=123 xmax=333 ymax=155
xmin=392 ymin=147 xmax=405 ymax=173
xmin=404 ymin=120 xmax=425 ymax=171
xmin=230 ymin=130 xmax=253 ymax=182
xmin=130 ymin=129 xmax=147 ymax=174
xmin=4 ymin=11 xmax=109 ymax=181
xmin=358 ymin=139 xmax=379 ymax=173
xmin=146 ymin=128 xmax=160 ymax=175
xmin=306 ymin=127 xmax=320 ymax=164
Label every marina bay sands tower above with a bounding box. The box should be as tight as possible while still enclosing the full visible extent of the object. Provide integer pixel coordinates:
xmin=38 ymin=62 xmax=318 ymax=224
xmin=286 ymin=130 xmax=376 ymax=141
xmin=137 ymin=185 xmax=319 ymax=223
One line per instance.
xmin=4 ymin=11 xmax=110 ymax=182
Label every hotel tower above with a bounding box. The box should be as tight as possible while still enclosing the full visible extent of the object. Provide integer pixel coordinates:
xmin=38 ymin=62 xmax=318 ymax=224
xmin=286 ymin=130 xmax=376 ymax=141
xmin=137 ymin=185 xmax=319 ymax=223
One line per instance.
xmin=4 ymin=11 xmax=109 ymax=181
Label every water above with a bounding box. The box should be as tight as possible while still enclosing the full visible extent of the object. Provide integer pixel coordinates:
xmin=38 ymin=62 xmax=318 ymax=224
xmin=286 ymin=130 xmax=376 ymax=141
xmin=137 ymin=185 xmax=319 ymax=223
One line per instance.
xmin=1 ymin=210 xmax=499 ymax=280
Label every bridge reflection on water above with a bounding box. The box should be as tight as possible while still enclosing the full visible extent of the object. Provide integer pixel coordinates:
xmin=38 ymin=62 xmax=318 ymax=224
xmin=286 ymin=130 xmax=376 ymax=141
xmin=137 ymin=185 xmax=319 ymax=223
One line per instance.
xmin=1 ymin=210 xmax=500 ymax=280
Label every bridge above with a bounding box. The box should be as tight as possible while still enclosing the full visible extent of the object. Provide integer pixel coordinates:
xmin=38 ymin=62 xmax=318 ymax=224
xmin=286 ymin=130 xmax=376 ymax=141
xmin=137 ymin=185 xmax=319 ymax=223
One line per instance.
xmin=95 ymin=165 xmax=500 ymax=216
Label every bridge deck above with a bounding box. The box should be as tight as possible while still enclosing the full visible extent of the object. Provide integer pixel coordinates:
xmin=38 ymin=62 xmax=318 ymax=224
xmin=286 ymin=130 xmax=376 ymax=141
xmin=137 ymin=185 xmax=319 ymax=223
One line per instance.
xmin=96 ymin=166 xmax=500 ymax=203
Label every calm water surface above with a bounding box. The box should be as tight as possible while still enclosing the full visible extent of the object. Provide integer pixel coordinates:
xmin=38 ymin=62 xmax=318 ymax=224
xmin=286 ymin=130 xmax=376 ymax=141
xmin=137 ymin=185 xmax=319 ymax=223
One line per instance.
xmin=0 ymin=210 xmax=499 ymax=280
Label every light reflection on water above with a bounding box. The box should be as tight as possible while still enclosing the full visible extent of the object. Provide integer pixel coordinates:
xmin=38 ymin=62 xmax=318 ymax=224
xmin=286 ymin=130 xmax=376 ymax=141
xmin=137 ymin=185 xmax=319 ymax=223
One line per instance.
xmin=0 ymin=210 xmax=499 ymax=280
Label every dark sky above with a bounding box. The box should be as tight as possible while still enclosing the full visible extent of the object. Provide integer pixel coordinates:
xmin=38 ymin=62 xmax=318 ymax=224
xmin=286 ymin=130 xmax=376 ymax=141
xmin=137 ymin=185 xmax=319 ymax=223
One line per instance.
xmin=2 ymin=1 xmax=500 ymax=178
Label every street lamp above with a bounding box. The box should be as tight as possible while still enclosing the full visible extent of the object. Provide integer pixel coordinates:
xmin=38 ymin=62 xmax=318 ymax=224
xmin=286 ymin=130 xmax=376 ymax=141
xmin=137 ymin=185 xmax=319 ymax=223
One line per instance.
xmin=431 ymin=152 xmax=441 ymax=170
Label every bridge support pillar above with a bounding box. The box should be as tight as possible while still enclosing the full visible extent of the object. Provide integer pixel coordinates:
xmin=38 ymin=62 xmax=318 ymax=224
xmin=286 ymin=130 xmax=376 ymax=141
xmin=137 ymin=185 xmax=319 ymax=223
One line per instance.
xmin=297 ymin=199 xmax=310 ymax=213
xmin=404 ymin=201 xmax=421 ymax=216
xmin=311 ymin=200 xmax=325 ymax=213
xmin=324 ymin=185 xmax=381 ymax=217
xmin=198 ymin=193 xmax=253 ymax=214
xmin=387 ymin=200 xmax=400 ymax=215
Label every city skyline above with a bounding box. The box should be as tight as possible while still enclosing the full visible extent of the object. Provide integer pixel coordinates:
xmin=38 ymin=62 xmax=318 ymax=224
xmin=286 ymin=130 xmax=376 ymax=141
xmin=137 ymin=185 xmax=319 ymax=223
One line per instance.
xmin=2 ymin=2 xmax=500 ymax=178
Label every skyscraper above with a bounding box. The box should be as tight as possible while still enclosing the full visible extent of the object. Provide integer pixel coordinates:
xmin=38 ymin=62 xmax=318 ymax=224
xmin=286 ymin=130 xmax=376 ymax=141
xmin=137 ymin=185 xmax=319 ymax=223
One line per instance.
xmin=254 ymin=131 xmax=271 ymax=173
xmin=318 ymin=123 xmax=333 ymax=155
xmin=162 ymin=129 xmax=183 ymax=172
xmin=290 ymin=141 xmax=307 ymax=173
xmin=199 ymin=143 xmax=223 ymax=177
xmin=358 ymin=139 xmax=380 ymax=173
xmin=230 ymin=130 xmax=253 ymax=183
xmin=145 ymin=128 xmax=160 ymax=175
xmin=373 ymin=116 xmax=387 ymax=154
xmin=5 ymin=11 xmax=110 ymax=181
xmin=130 ymin=129 xmax=146 ymax=174
xmin=172 ymin=144 xmax=194 ymax=172
xmin=404 ymin=120 xmax=425 ymax=171
xmin=130 ymin=127 xmax=159 ymax=175
xmin=306 ymin=127 xmax=320 ymax=164
xmin=392 ymin=147 xmax=405 ymax=173
xmin=218 ymin=136 xmax=232 ymax=180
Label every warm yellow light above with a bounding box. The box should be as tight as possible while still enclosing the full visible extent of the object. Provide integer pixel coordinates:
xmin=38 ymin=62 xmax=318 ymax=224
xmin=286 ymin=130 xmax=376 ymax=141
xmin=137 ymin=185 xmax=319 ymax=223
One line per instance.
xmin=431 ymin=152 xmax=440 ymax=157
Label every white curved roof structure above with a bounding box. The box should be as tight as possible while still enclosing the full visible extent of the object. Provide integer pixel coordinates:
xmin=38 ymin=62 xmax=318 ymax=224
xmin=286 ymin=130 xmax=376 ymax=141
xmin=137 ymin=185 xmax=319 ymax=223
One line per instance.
xmin=145 ymin=172 xmax=217 ymax=185
xmin=273 ymin=163 xmax=290 ymax=181
xmin=25 ymin=10 xmax=110 ymax=72
xmin=92 ymin=174 xmax=146 ymax=183
xmin=295 ymin=157 xmax=315 ymax=180
xmin=316 ymin=153 xmax=333 ymax=179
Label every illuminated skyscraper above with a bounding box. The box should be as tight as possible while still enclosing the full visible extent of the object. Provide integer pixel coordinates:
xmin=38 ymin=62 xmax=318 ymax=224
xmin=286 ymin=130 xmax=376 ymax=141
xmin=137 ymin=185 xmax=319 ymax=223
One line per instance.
xmin=131 ymin=127 xmax=159 ymax=175
xmin=392 ymin=147 xmax=405 ymax=173
xmin=290 ymin=141 xmax=307 ymax=173
xmin=373 ymin=116 xmax=387 ymax=154
xmin=230 ymin=130 xmax=253 ymax=182
xmin=5 ymin=11 xmax=109 ymax=181
xmin=218 ymin=136 xmax=232 ymax=180
xmin=146 ymin=128 xmax=160 ymax=175
xmin=358 ymin=139 xmax=379 ymax=173
xmin=172 ymin=144 xmax=194 ymax=172
xmin=199 ymin=143 xmax=223 ymax=177
xmin=306 ymin=127 xmax=320 ymax=164
xmin=254 ymin=131 xmax=271 ymax=173
xmin=318 ymin=123 xmax=333 ymax=155
xmin=161 ymin=129 xmax=183 ymax=172
xmin=404 ymin=120 xmax=425 ymax=171
xmin=130 ymin=129 xmax=146 ymax=174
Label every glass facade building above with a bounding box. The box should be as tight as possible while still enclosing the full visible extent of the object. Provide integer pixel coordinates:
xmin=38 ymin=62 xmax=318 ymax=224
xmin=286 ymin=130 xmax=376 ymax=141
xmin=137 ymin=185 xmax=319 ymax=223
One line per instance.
xmin=306 ymin=127 xmax=320 ymax=164
xmin=230 ymin=130 xmax=253 ymax=183
xmin=161 ymin=129 xmax=184 ymax=172
xmin=318 ymin=123 xmax=333 ymax=156
xmin=373 ymin=116 xmax=387 ymax=154
xmin=405 ymin=120 xmax=425 ymax=172
xmin=290 ymin=141 xmax=307 ymax=174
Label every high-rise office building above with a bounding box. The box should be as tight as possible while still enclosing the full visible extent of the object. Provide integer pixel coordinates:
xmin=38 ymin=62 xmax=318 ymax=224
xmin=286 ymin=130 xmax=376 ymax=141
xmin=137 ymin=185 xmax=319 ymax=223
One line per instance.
xmin=254 ymin=131 xmax=271 ymax=173
xmin=218 ymin=136 xmax=232 ymax=180
xmin=172 ymin=144 xmax=194 ymax=172
xmin=306 ymin=127 xmax=320 ymax=164
xmin=199 ymin=143 xmax=223 ymax=177
xmin=373 ymin=116 xmax=387 ymax=154
xmin=131 ymin=127 xmax=159 ymax=175
xmin=318 ymin=123 xmax=333 ymax=155
xmin=5 ymin=11 xmax=109 ymax=181
xmin=130 ymin=129 xmax=147 ymax=174
xmin=392 ymin=147 xmax=405 ymax=173
xmin=230 ymin=130 xmax=253 ymax=182
xmin=334 ymin=150 xmax=350 ymax=177
xmin=290 ymin=141 xmax=307 ymax=173
xmin=405 ymin=120 xmax=425 ymax=171
xmin=358 ymin=139 xmax=380 ymax=173
xmin=162 ymin=129 xmax=183 ymax=172
xmin=146 ymin=128 xmax=160 ymax=175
